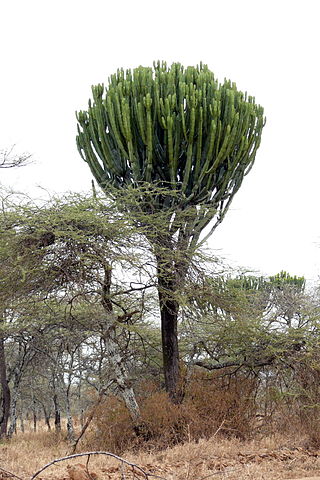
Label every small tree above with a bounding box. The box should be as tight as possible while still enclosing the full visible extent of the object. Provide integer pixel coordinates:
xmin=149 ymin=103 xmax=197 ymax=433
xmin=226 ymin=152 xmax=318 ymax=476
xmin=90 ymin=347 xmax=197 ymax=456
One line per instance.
xmin=76 ymin=61 xmax=265 ymax=399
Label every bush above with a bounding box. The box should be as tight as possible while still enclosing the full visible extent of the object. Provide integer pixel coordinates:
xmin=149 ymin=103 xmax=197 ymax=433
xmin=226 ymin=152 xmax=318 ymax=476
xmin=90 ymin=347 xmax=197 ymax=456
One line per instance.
xmin=85 ymin=370 xmax=257 ymax=452
xmin=88 ymin=396 xmax=137 ymax=452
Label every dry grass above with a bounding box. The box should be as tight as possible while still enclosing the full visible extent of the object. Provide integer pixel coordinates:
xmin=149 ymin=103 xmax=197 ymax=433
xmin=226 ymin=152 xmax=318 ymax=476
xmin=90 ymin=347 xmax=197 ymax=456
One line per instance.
xmin=3 ymin=370 xmax=320 ymax=480
xmin=1 ymin=431 xmax=320 ymax=480
xmin=0 ymin=431 xmax=68 ymax=479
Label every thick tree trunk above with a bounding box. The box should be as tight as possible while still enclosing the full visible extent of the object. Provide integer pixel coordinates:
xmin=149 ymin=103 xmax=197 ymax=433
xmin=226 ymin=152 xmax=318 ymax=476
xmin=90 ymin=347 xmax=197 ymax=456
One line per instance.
xmin=148 ymin=222 xmax=194 ymax=402
xmin=0 ymin=336 xmax=10 ymax=438
xmin=158 ymin=280 xmax=180 ymax=401
xmin=155 ymin=241 xmax=183 ymax=402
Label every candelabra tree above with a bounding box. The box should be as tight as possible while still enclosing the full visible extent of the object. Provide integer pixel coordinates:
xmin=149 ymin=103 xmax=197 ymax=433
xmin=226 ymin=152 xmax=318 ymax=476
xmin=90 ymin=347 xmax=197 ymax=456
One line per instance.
xmin=76 ymin=61 xmax=265 ymax=400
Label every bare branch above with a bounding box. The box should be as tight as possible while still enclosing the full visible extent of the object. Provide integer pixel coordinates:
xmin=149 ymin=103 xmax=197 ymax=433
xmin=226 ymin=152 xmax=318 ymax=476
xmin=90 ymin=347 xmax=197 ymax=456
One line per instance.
xmin=0 ymin=146 xmax=32 ymax=169
xmin=194 ymin=357 xmax=276 ymax=371
xmin=194 ymin=360 xmax=242 ymax=370
xmin=69 ymin=390 xmax=107 ymax=454
xmin=30 ymin=452 xmax=168 ymax=480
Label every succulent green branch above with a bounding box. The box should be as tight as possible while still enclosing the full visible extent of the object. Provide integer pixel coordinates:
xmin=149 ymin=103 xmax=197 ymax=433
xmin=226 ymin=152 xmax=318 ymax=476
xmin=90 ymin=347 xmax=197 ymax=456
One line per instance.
xmin=76 ymin=61 xmax=265 ymax=245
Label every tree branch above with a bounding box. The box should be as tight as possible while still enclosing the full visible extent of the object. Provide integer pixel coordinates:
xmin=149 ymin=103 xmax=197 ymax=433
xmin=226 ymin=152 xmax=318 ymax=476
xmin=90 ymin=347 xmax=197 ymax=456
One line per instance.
xmin=30 ymin=452 xmax=168 ymax=480
xmin=0 ymin=146 xmax=31 ymax=168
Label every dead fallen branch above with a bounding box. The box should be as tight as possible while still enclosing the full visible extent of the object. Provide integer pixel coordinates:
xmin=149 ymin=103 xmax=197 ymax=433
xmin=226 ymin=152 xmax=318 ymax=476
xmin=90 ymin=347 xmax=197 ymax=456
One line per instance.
xmin=29 ymin=451 xmax=168 ymax=480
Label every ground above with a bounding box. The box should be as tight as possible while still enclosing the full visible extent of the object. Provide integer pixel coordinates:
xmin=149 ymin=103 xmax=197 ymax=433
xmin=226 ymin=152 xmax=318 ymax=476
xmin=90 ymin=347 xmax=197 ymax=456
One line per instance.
xmin=1 ymin=431 xmax=320 ymax=480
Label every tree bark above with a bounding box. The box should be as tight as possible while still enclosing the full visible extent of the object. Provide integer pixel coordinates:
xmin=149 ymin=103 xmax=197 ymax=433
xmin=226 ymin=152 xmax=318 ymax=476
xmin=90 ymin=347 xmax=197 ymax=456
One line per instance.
xmin=53 ymin=393 xmax=61 ymax=432
xmin=103 ymin=324 xmax=141 ymax=422
xmin=0 ymin=336 xmax=10 ymax=438
xmin=101 ymin=264 xmax=141 ymax=423
xmin=155 ymin=236 xmax=185 ymax=402
xmin=33 ymin=409 xmax=37 ymax=432
xmin=65 ymin=397 xmax=75 ymax=442
xmin=7 ymin=393 xmax=17 ymax=437
xmin=158 ymin=277 xmax=180 ymax=401
xmin=8 ymin=358 xmax=25 ymax=438
xmin=42 ymin=405 xmax=51 ymax=431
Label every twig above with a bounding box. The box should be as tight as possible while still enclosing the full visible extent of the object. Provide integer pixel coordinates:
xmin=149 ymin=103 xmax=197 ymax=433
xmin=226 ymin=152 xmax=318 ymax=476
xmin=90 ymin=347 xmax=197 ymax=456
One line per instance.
xmin=29 ymin=451 xmax=168 ymax=480
xmin=211 ymin=419 xmax=226 ymax=440
xmin=69 ymin=390 xmax=107 ymax=454
xmin=0 ymin=467 xmax=24 ymax=480
xmin=84 ymin=454 xmax=95 ymax=480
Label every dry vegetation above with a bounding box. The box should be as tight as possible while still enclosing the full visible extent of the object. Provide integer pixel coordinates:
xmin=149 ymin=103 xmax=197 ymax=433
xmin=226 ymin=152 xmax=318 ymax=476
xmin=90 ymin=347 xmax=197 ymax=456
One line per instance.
xmin=86 ymin=374 xmax=257 ymax=453
xmin=2 ymin=430 xmax=320 ymax=480
xmin=2 ymin=371 xmax=320 ymax=480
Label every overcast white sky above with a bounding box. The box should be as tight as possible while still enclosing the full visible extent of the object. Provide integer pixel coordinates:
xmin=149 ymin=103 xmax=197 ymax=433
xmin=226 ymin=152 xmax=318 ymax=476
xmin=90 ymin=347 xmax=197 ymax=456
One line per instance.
xmin=1 ymin=0 xmax=319 ymax=282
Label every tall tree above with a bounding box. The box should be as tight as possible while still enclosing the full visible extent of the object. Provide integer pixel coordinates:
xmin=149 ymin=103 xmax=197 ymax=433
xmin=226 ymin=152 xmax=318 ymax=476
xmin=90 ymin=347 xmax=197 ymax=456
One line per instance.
xmin=76 ymin=61 xmax=265 ymax=399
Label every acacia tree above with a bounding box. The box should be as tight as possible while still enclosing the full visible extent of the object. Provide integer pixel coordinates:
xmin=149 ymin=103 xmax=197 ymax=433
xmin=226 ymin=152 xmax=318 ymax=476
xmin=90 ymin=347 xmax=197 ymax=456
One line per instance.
xmin=0 ymin=193 xmax=155 ymax=429
xmin=76 ymin=61 xmax=265 ymax=399
xmin=181 ymin=272 xmax=309 ymax=374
